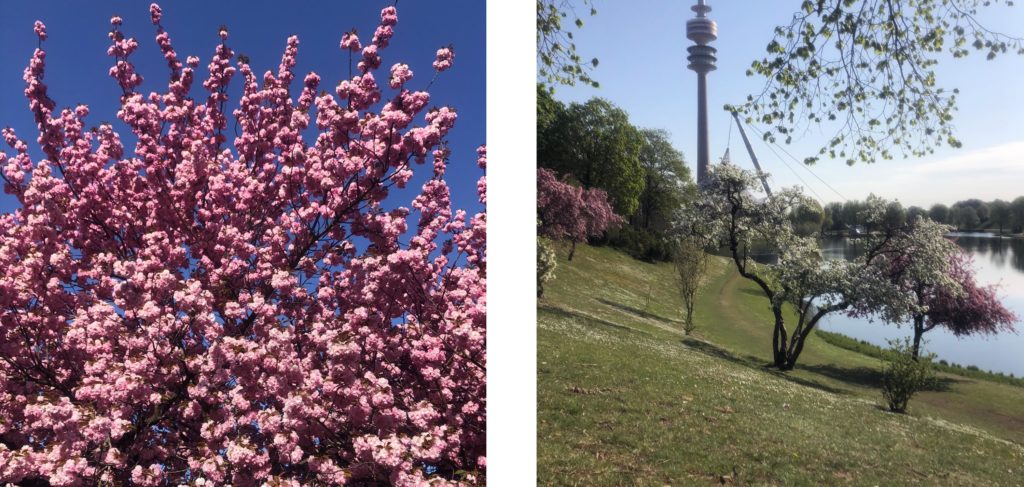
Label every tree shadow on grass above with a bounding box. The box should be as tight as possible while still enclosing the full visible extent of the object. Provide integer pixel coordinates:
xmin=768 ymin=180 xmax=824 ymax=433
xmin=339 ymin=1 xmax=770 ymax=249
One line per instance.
xmin=795 ymin=362 xmax=959 ymax=393
xmin=539 ymin=303 xmax=654 ymax=337
xmin=680 ymin=337 xmax=860 ymax=396
xmin=681 ymin=337 xmax=772 ymax=371
xmin=762 ymin=369 xmax=853 ymax=396
xmin=594 ymin=297 xmax=684 ymax=326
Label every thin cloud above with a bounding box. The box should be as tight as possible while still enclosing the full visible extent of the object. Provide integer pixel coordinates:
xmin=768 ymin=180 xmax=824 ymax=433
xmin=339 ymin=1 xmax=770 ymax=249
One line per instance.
xmin=910 ymin=141 xmax=1024 ymax=176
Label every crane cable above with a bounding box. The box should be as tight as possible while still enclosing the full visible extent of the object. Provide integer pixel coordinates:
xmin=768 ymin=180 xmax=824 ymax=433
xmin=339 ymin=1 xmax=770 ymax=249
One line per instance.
xmin=741 ymin=122 xmax=849 ymax=203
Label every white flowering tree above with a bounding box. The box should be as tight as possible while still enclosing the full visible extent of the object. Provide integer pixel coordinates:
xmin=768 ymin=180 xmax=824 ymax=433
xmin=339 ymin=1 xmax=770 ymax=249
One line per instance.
xmin=686 ymin=164 xmax=955 ymax=370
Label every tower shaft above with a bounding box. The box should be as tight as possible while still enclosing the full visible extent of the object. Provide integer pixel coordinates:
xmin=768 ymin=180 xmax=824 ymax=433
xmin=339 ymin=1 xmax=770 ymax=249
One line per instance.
xmin=696 ymin=73 xmax=709 ymax=183
xmin=686 ymin=0 xmax=717 ymax=184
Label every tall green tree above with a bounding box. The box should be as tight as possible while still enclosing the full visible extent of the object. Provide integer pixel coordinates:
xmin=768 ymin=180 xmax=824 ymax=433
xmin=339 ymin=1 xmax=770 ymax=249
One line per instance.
xmin=1011 ymin=196 xmax=1024 ymax=233
xmin=957 ymin=205 xmax=980 ymax=230
xmin=539 ymin=97 xmax=646 ymax=215
xmin=736 ymin=0 xmax=1024 ymax=166
xmin=634 ymin=129 xmax=695 ymax=233
xmin=990 ymin=199 xmax=1012 ymax=234
xmin=929 ymin=203 xmax=950 ymax=224
xmin=790 ymin=199 xmax=826 ymax=237
xmin=537 ymin=84 xmax=566 ymax=166
xmin=907 ymin=206 xmax=927 ymax=222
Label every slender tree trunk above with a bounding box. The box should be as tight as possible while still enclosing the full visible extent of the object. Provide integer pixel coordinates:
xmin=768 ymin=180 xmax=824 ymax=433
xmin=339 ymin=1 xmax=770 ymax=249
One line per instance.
xmin=684 ymin=301 xmax=694 ymax=335
xmin=912 ymin=315 xmax=924 ymax=361
xmin=568 ymin=239 xmax=577 ymax=261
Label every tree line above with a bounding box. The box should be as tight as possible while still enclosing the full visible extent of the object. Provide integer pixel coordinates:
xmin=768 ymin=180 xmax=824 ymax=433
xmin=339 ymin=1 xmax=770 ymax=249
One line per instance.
xmin=537 ymin=86 xmax=696 ymax=261
xmin=823 ymin=197 xmax=1024 ymax=235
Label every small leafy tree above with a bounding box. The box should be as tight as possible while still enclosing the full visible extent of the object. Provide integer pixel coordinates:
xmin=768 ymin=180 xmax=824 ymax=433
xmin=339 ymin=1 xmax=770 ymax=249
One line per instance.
xmin=881 ymin=338 xmax=937 ymax=414
xmin=537 ymin=168 xmax=622 ymax=260
xmin=674 ymin=237 xmax=709 ymax=335
xmin=537 ymin=234 xmax=558 ymax=298
xmin=789 ymin=198 xmax=825 ymax=237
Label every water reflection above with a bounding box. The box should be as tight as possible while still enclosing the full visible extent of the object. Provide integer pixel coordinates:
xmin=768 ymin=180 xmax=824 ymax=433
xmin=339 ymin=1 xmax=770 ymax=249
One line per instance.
xmin=818 ymin=233 xmax=1024 ymax=376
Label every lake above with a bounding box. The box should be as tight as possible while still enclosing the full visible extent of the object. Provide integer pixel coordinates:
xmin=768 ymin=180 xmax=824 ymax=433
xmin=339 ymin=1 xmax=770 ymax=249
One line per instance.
xmin=818 ymin=233 xmax=1024 ymax=376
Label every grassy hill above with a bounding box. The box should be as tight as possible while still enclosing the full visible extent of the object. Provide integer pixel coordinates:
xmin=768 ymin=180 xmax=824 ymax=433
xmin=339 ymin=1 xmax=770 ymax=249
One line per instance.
xmin=538 ymin=243 xmax=1024 ymax=486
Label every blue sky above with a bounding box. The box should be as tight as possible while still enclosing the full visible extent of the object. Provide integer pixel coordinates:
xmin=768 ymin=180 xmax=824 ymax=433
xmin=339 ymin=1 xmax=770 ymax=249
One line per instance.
xmin=549 ymin=1 xmax=1024 ymax=208
xmin=0 ymin=1 xmax=485 ymax=215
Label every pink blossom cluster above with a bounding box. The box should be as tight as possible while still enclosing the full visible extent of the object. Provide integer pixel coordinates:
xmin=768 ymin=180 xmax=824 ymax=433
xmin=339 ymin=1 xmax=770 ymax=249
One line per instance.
xmin=921 ymin=250 xmax=1017 ymax=336
xmin=433 ymin=47 xmax=454 ymax=72
xmin=0 ymin=4 xmax=484 ymax=486
xmin=537 ymin=168 xmax=622 ymax=243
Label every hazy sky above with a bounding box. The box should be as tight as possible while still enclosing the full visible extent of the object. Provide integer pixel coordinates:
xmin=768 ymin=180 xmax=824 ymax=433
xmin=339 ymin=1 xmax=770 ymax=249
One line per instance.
xmin=549 ymin=1 xmax=1024 ymax=208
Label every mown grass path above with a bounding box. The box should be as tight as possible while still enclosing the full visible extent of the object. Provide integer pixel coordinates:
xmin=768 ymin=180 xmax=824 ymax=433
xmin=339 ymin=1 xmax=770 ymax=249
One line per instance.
xmin=538 ymin=243 xmax=1024 ymax=486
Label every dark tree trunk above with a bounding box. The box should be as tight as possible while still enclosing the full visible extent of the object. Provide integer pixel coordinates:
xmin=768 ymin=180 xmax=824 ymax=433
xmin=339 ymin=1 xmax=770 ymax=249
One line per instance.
xmin=568 ymin=239 xmax=577 ymax=261
xmin=771 ymin=305 xmax=788 ymax=369
xmin=778 ymin=302 xmax=846 ymax=371
xmin=912 ymin=315 xmax=924 ymax=361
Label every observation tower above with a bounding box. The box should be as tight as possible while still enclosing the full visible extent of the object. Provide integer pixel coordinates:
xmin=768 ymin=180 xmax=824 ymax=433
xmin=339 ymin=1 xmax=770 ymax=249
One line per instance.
xmin=686 ymin=0 xmax=717 ymax=184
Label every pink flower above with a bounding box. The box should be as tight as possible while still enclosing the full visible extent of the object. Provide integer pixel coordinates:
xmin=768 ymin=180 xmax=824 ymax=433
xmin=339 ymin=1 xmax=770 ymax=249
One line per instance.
xmin=380 ymin=6 xmax=398 ymax=26
xmin=111 ymin=16 xmax=123 ymax=26
xmin=340 ymin=31 xmax=361 ymax=51
xmin=433 ymin=46 xmax=454 ymax=72
xmin=33 ymin=20 xmax=47 ymax=41
xmin=388 ymin=63 xmax=413 ymax=89
xmin=149 ymin=3 xmax=163 ymax=24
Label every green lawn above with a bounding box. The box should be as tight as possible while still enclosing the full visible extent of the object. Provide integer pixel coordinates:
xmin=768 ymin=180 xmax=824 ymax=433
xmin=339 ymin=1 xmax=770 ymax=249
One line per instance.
xmin=538 ymin=243 xmax=1024 ymax=486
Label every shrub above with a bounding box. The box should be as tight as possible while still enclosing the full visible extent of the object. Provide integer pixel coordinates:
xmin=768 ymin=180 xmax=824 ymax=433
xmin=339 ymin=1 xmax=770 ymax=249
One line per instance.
xmin=538 ymin=236 xmax=558 ymax=298
xmin=881 ymin=338 xmax=937 ymax=413
xmin=604 ymin=226 xmax=673 ymax=262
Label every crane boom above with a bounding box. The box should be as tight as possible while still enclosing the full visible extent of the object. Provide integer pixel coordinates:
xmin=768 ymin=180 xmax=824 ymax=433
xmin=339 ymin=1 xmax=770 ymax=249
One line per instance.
xmin=730 ymin=111 xmax=772 ymax=197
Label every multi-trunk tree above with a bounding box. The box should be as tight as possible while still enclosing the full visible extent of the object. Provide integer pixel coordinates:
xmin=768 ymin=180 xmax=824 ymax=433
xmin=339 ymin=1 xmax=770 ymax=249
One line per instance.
xmin=687 ymin=164 xmax=860 ymax=369
xmin=0 ymin=4 xmax=485 ymax=486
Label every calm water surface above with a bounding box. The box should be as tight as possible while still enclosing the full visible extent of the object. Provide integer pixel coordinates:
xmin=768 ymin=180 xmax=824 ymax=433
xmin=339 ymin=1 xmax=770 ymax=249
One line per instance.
xmin=818 ymin=233 xmax=1024 ymax=376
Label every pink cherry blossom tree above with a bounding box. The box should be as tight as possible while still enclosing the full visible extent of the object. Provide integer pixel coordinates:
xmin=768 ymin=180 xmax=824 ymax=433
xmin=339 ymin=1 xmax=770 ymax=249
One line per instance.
xmin=0 ymin=4 xmax=485 ymax=486
xmin=877 ymin=248 xmax=1017 ymax=360
xmin=536 ymin=168 xmax=622 ymax=261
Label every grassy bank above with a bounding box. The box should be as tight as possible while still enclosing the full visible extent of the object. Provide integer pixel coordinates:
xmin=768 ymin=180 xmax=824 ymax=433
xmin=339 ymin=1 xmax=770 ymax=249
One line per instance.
xmin=816 ymin=330 xmax=1024 ymax=388
xmin=538 ymin=243 xmax=1024 ymax=486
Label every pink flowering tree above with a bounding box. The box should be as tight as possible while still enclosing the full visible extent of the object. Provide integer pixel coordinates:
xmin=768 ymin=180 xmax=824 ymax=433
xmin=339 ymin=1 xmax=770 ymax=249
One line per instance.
xmin=863 ymin=246 xmax=1018 ymax=360
xmin=0 ymin=4 xmax=485 ymax=486
xmin=536 ymin=168 xmax=622 ymax=261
